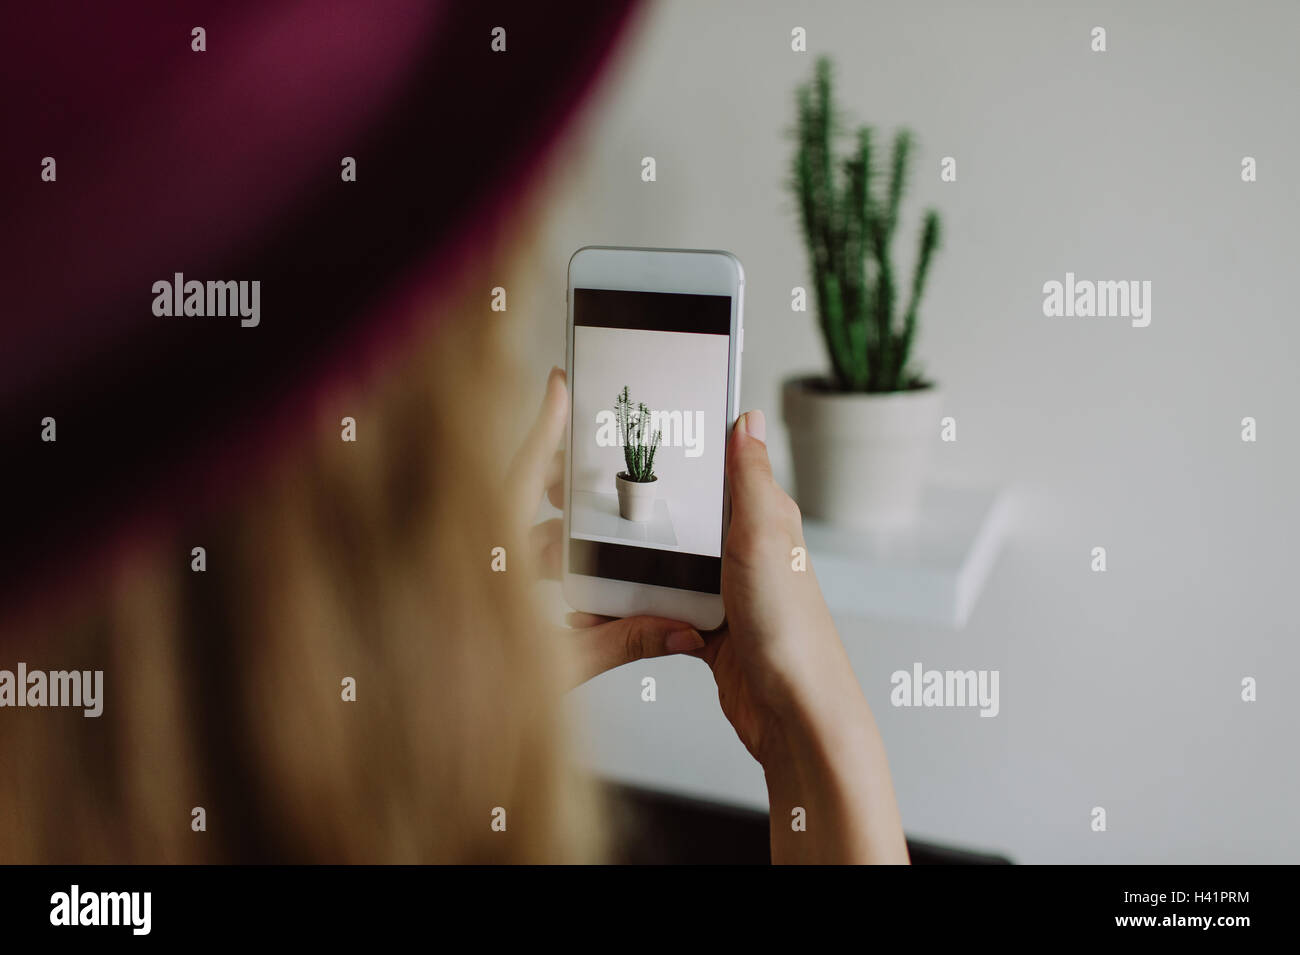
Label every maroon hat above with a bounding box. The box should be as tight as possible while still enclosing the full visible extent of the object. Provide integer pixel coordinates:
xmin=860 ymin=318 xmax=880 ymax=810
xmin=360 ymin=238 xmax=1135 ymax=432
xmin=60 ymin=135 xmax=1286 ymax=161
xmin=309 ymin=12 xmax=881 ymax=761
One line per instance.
xmin=0 ymin=0 xmax=640 ymax=621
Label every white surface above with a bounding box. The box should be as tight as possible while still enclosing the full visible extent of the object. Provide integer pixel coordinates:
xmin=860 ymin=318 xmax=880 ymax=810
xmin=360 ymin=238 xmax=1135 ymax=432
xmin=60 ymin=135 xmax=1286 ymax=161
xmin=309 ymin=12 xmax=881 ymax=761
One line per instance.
xmin=571 ymin=325 xmax=728 ymax=556
xmin=803 ymin=485 xmax=1011 ymax=628
xmin=523 ymin=0 xmax=1300 ymax=863
xmin=571 ymin=490 xmax=678 ymax=548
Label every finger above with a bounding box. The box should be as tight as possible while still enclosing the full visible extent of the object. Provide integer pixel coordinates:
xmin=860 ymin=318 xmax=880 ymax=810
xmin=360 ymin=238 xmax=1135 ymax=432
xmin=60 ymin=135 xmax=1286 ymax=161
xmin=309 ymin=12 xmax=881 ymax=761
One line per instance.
xmin=545 ymin=448 xmax=565 ymax=509
xmin=727 ymin=410 xmax=775 ymax=513
xmin=565 ymin=611 xmax=613 ymax=629
xmin=696 ymin=627 xmax=728 ymax=669
xmin=567 ymin=615 xmax=705 ymax=683
xmin=529 ymin=518 xmax=563 ymax=580
xmin=506 ymin=367 xmax=568 ymax=524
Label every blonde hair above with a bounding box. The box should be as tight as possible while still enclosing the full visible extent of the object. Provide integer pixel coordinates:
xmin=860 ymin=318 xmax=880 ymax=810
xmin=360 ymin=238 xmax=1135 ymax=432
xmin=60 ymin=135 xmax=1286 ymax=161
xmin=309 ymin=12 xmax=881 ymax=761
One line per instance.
xmin=0 ymin=262 xmax=601 ymax=863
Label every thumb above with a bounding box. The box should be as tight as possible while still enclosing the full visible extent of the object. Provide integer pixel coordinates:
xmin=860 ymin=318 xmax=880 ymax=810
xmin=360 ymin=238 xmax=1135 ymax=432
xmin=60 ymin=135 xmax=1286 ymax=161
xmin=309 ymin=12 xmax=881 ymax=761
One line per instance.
xmin=727 ymin=410 xmax=775 ymax=511
xmin=566 ymin=615 xmax=705 ymax=684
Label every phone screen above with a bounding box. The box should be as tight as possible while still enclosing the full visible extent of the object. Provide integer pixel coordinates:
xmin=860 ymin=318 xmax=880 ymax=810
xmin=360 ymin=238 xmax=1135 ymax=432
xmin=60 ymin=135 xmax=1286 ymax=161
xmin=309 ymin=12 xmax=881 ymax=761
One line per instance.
xmin=569 ymin=287 xmax=733 ymax=594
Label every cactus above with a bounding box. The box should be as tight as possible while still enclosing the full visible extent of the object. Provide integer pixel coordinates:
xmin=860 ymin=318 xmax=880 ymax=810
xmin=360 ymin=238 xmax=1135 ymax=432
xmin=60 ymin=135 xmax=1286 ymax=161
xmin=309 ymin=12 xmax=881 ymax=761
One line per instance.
xmin=791 ymin=56 xmax=942 ymax=393
xmin=615 ymin=386 xmax=661 ymax=481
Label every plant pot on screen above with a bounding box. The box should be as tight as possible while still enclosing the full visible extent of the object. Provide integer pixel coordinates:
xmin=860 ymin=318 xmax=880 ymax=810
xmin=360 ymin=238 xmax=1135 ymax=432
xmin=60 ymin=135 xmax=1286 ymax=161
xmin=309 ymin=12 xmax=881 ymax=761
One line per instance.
xmin=614 ymin=385 xmax=662 ymax=522
xmin=784 ymin=57 xmax=945 ymax=529
xmin=615 ymin=472 xmax=658 ymax=522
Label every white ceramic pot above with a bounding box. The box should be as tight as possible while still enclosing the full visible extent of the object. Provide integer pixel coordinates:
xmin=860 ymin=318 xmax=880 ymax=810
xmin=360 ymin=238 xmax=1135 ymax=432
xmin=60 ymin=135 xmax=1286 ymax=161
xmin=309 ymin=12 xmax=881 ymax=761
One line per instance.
xmin=615 ymin=473 xmax=658 ymax=522
xmin=782 ymin=376 xmax=941 ymax=529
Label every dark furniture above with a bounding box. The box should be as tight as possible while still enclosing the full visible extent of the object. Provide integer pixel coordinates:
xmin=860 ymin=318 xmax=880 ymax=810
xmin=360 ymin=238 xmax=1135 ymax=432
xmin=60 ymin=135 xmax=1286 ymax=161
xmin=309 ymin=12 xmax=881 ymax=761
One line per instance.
xmin=605 ymin=782 xmax=1013 ymax=865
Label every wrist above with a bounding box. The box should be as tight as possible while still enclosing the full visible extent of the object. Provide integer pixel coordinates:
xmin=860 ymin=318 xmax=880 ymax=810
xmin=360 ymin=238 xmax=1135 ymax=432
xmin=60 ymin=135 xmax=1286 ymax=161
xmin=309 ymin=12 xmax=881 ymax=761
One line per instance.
xmin=752 ymin=625 xmax=869 ymax=760
xmin=756 ymin=667 xmax=872 ymax=774
xmin=758 ymin=677 xmax=909 ymax=865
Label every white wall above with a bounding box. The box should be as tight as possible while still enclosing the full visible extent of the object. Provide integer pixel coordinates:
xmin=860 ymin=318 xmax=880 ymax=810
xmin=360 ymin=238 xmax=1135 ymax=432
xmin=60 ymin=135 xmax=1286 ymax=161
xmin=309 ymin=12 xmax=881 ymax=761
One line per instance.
xmin=571 ymin=325 xmax=729 ymax=555
xmin=520 ymin=0 xmax=1300 ymax=862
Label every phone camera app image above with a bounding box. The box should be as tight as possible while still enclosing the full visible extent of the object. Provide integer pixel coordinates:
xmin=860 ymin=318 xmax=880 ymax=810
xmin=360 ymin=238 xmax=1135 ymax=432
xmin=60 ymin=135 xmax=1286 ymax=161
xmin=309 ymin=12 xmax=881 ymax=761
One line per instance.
xmin=569 ymin=288 xmax=732 ymax=593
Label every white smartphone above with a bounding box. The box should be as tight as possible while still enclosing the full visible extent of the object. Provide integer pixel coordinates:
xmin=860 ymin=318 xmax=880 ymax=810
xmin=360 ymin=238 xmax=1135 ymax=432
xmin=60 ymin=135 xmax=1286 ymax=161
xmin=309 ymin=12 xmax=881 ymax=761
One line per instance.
xmin=562 ymin=246 xmax=744 ymax=630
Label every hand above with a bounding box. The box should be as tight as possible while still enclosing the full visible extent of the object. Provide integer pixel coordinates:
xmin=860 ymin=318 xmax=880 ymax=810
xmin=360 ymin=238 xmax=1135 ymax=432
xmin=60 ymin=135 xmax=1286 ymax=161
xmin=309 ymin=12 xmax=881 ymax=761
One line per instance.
xmin=695 ymin=409 xmax=858 ymax=764
xmin=697 ymin=409 xmax=909 ymax=863
xmin=507 ymin=367 xmax=706 ymax=685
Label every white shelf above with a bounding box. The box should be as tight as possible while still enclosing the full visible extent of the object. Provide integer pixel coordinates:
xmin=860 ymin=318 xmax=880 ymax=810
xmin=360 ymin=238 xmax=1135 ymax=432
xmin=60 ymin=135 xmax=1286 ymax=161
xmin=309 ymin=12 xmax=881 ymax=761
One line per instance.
xmin=571 ymin=490 xmax=679 ymax=548
xmin=801 ymin=485 xmax=1012 ymax=629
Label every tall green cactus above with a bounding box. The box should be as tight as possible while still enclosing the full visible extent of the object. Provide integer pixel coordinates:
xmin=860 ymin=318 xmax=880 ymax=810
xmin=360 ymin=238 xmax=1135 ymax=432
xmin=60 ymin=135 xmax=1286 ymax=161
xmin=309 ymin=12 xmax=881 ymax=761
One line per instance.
xmin=615 ymin=386 xmax=661 ymax=481
xmin=792 ymin=57 xmax=942 ymax=393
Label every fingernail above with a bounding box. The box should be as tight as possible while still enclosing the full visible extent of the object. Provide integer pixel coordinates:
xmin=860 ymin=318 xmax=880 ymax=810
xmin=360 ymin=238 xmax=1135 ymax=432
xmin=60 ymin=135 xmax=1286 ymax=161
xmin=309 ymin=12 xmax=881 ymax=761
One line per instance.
xmin=665 ymin=629 xmax=705 ymax=652
xmin=742 ymin=410 xmax=766 ymax=442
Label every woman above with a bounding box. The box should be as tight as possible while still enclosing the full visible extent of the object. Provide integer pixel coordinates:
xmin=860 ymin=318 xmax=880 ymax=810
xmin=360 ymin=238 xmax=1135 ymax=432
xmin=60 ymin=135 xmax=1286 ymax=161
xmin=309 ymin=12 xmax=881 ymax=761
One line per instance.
xmin=0 ymin=0 xmax=906 ymax=864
